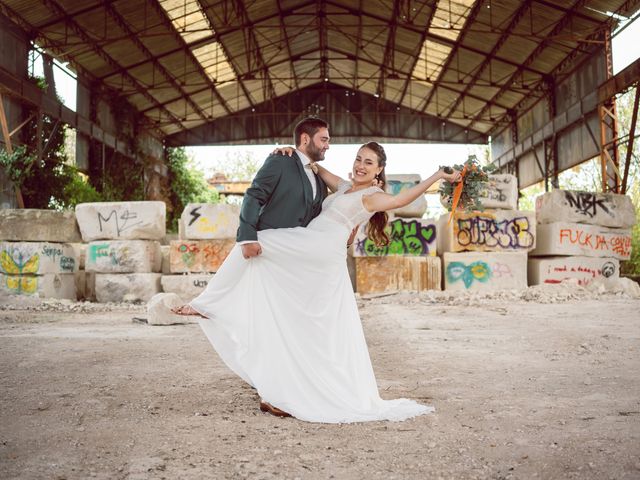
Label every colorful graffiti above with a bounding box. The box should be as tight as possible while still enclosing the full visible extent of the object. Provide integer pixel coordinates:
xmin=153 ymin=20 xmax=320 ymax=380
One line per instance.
xmin=0 ymin=251 xmax=39 ymax=294
xmin=446 ymin=261 xmax=492 ymax=288
xmin=455 ymin=215 xmax=534 ymax=250
xmin=356 ymin=219 xmax=436 ymax=256
xmin=558 ymin=228 xmax=631 ymax=258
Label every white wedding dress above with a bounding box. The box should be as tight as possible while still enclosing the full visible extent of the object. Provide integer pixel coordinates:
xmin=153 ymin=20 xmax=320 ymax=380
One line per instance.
xmin=191 ymin=180 xmax=434 ymax=423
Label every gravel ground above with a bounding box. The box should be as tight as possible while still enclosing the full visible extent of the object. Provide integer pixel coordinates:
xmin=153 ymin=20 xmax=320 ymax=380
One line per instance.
xmin=1 ymin=283 xmax=639 ymax=479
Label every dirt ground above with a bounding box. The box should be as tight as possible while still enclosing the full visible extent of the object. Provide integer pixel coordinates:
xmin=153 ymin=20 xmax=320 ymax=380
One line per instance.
xmin=1 ymin=290 xmax=639 ymax=480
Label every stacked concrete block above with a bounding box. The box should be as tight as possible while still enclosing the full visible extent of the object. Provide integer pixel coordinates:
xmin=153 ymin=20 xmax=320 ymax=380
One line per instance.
xmin=441 ymin=173 xmax=519 ymax=210
xmin=438 ymin=174 xmax=533 ymax=292
xmin=385 ymin=175 xmax=428 ymax=218
xmin=351 ymin=215 xmax=441 ymax=293
xmin=444 ymin=251 xmax=528 ymax=292
xmin=75 ymin=202 xmax=166 ymax=302
xmin=529 ymin=190 xmax=636 ymax=286
xmin=0 ymin=210 xmax=81 ymax=300
xmin=163 ymin=203 xmax=239 ymax=302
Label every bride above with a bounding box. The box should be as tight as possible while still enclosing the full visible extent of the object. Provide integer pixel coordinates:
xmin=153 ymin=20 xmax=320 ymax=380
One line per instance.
xmin=184 ymin=142 xmax=460 ymax=423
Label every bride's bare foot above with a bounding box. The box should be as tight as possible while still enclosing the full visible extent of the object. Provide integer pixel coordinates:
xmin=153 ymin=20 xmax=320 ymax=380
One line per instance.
xmin=171 ymin=305 xmax=207 ymax=318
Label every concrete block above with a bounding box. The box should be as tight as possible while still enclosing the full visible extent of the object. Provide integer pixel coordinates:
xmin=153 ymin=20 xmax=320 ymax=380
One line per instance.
xmin=438 ymin=210 xmax=536 ymax=253
xmin=443 ymin=251 xmax=527 ymax=292
xmin=531 ymin=222 xmax=631 ymax=260
xmin=0 ymin=273 xmax=76 ymax=299
xmin=355 ymin=256 xmax=441 ymax=294
xmin=0 ymin=241 xmax=78 ymax=274
xmin=385 ymin=175 xmax=428 ymax=218
xmin=94 ymin=273 xmax=162 ymax=303
xmin=169 ymin=239 xmax=235 ymax=273
xmin=75 ymin=201 xmax=166 ymax=241
xmin=528 ymin=256 xmax=619 ymax=287
xmin=146 ymin=293 xmax=198 ymax=325
xmin=441 ymin=174 xmax=518 ymax=210
xmin=0 ymin=209 xmax=81 ymax=242
xmin=85 ymin=240 xmax=162 ymax=273
xmin=161 ymin=274 xmax=211 ymax=302
xmin=160 ymin=245 xmax=171 ymax=274
xmin=180 ymin=203 xmax=240 ymax=239
xmin=352 ymin=217 xmax=437 ymax=257
xmin=536 ymin=190 xmax=637 ymax=228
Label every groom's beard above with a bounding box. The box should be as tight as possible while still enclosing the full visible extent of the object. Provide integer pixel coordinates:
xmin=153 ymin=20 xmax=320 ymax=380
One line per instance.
xmin=306 ymin=142 xmax=326 ymax=162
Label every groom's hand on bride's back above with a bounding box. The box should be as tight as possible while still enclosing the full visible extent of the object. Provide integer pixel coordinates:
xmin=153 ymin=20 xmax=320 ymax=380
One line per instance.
xmin=241 ymin=242 xmax=262 ymax=259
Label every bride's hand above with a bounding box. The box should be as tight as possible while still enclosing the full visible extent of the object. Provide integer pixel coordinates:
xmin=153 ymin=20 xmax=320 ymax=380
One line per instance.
xmin=273 ymin=146 xmax=295 ymax=156
xmin=440 ymin=168 xmax=462 ymax=184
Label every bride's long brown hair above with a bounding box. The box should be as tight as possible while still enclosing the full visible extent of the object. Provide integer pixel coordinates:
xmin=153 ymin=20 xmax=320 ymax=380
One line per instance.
xmin=361 ymin=142 xmax=390 ymax=247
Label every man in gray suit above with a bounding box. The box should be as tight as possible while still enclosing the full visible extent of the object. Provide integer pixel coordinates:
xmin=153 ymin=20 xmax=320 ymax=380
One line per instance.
xmin=238 ymin=117 xmax=330 ymax=259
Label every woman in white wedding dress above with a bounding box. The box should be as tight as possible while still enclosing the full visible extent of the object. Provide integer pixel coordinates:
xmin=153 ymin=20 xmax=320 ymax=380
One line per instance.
xmin=188 ymin=142 xmax=460 ymax=423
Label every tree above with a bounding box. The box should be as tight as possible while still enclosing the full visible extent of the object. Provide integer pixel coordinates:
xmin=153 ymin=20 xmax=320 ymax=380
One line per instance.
xmin=205 ymin=150 xmax=262 ymax=181
xmin=166 ymin=147 xmax=219 ymax=232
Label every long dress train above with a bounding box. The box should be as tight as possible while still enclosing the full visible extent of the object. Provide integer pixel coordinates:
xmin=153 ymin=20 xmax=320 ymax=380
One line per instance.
xmin=190 ymin=181 xmax=434 ymax=423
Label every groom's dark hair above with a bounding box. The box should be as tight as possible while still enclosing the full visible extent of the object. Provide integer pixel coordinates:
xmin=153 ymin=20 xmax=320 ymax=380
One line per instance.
xmin=294 ymin=117 xmax=329 ymax=147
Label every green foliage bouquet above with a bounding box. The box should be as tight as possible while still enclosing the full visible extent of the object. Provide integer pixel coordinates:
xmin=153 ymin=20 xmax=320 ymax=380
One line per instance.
xmin=439 ymin=155 xmax=494 ymax=212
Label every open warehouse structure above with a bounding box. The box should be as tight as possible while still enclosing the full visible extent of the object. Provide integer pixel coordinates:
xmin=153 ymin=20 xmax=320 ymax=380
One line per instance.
xmin=0 ymin=0 xmax=639 ymax=208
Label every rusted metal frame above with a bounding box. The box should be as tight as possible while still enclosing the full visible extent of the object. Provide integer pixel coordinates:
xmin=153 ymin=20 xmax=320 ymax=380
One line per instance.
xmin=532 ymin=0 xmax=607 ymax=25
xmin=441 ymin=0 xmax=534 ymax=119
xmin=8 ymin=111 xmax=36 ymax=138
xmin=276 ymin=0 xmax=300 ymax=92
xmin=418 ymin=0 xmax=486 ymax=116
xmin=621 ymin=84 xmax=639 ymax=194
xmin=39 ymin=0 xmax=191 ymax=136
xmin=600 ymin=27 xmax=620 ymax=192
xmin=322 ymin=0 xmax=547 ymax=78
xmin=0 ymin=91 xmax=26 ymax=208
xmin=353 ymin=0 xmax=363 ymax=90
xmin=395 ymin=3 xmax=438 ymax=108
xmin=36 ymin=1 xmax=117 ymax=31
xmin=317 ymin=0 xmax=328 ymax=81
xmin=232 ymin=0 xmax=276 ymax=103
xmin=146 ymin=0 xmax=236 ymax=119
xmin=374 ymin=1 xmax=400 ymax=100
xmin=466 ymin=0 xmax=590 ymax=133
xmin=104 ymin=2 xmax=209 ymax=124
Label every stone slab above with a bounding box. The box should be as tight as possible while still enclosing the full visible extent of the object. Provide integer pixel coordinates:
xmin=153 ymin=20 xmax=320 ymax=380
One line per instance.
xmin=528 ymin=256 xmax=619 ymax=287
xmin=355 ymin=256 xmax=441 ymax=294
xmin=146 ymin=293 xmax=199 ymax=326
xmin=169 ymin=239 xmax=235 ymax=273
xmin=85 ymin=240 xmax=162 ymax=273
xmin=161 ymin=274 xmax=211 ymax=302
xmin=75 ymin=201 xmax=166 ymax=241
xmin=0 ymin=241 xmax=78 ymax=274
xmin=443 ymin=252 xmax=527 ymax=292
xmin=536 ymin=190 xmax=636 ymax=228
xmin=385 ymin=175 xmax=428 ymax=218
xmin=438 ymin=210 xmax=536 ymax=253
xmin=531 ymin=222 xmax=631 ymax=260
xmin=0 ymin=209 xmax=81 ymax=242
xmin=352 ymin=217 xmax=437 ymax=257
xmin=95 ymin=273 xmax=162 ymax=303
xmin=441 ymin=173 xmax=518 ymax=210
xmin=160 ymin=245 xmax=171 ymax=274
xmin=0 ymin=273 xmax=76 ymax=299
xmin=180 ymin=203 xmax=240 ymax=239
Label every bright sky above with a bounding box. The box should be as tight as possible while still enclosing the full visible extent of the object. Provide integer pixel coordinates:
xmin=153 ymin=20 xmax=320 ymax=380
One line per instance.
xmin=43 ymin=10 xmax=639 ymax=184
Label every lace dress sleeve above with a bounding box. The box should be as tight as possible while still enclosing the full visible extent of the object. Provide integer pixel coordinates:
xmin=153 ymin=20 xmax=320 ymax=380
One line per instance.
xmin=336 ymin=179 xmax=352 ymax=192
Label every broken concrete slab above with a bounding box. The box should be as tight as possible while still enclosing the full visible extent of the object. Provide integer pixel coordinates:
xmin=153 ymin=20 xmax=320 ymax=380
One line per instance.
xmin=0 ymin=209 xmax=81 ymax=243
xmin=75 ymin=201 xmax=166 ymax=241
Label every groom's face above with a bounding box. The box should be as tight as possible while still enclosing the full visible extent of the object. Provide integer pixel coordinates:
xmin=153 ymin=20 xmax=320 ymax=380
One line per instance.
xmin=305 ymin=127 xmax=330 ymax=162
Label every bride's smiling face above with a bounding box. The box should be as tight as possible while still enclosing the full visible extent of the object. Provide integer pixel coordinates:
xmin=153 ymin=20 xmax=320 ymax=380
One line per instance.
xmin=352 ymin=146 xmax=383 ymax=185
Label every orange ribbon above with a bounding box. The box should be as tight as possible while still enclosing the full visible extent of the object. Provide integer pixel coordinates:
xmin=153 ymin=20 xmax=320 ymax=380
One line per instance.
xmin=447 ymin=165 xmax=468 ymax=225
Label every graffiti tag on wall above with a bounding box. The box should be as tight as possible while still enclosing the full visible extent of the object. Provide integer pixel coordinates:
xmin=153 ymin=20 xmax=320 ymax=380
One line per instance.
xmin=564 ymin=191 xmax=611 ymax=218
xmin=355 ymin=219 xmax=436 ymax=256
xmin=454 ymin=215 xmax=534 ymax=250
xmin=446 ymin=260 xmax=514 ymax=289
xmin=97 ymin=209 xmax=143 ymax=237
xmin=559 ymin=228 xmax=631 ymax=257
xmin=0 ymin=251 xmax=39 ymax=294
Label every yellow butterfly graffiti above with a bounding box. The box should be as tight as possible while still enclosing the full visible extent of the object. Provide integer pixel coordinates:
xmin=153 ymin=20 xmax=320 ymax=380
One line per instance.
xmin=1 ymin=250 xmax=40 ymax=294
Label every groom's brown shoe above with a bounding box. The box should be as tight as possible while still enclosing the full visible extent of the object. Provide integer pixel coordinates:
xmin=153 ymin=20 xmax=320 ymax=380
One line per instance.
xmin=259 ymin=400 xmax=291 ymax=418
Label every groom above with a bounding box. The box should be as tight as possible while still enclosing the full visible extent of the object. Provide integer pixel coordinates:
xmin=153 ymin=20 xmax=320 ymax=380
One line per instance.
xmin=237 ymin=117 xmax=330 ymax=259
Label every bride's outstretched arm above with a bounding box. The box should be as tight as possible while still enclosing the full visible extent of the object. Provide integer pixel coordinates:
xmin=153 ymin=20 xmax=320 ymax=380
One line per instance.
xmin=363 ymin=168 xmax=461 ymax=213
